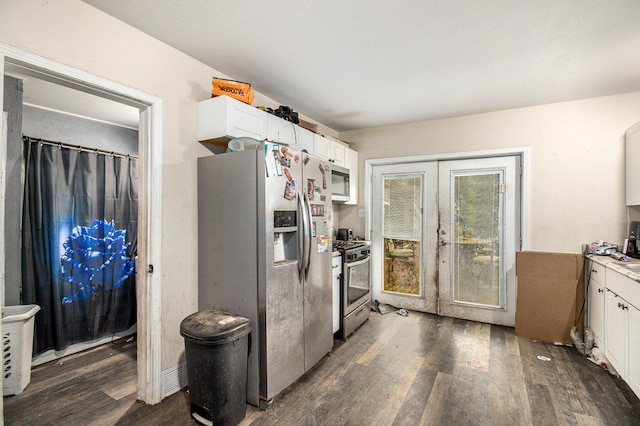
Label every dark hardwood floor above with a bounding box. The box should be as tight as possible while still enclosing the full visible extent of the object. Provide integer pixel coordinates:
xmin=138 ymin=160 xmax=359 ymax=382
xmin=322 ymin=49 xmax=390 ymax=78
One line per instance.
xmin=4 ymin=311 xmax=639 ymax=425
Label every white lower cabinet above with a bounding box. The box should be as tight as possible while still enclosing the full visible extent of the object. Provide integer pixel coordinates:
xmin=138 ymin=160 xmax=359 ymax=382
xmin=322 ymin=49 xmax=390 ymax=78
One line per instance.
xmin=587 ymin=261 xmax=606 ymax=347
xmin=332 ymin=255 xmax=342 ymax=334
xmin=628 ymin=304 xmax=640 ymax=397
xmin=588 ymin=264 xmax=640 ymax=398
xmin=604 ymin=288 xmax=627 ymax=375
xmin=588 ymin=280 xmax=606 ymax=347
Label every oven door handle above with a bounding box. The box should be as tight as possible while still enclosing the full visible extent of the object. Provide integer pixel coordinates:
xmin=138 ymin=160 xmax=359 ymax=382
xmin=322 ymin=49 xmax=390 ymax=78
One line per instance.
xmin=345 ymin=257 xmax=370 ymax=268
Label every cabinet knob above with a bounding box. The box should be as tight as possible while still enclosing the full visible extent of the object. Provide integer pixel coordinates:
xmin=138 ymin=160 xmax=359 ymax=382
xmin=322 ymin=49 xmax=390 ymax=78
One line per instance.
xmin=598 ymin=288 xmax=603 ymax=293
xmin=592 ymin=269 xmax=598 ymax=274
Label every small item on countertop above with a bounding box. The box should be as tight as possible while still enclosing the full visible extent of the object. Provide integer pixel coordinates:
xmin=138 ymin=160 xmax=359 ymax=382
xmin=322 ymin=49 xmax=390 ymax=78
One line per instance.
xmin=609 ymin=252 xmax=630 ymax=262
xmin=586 ymin=240 xmax=619 ymax=255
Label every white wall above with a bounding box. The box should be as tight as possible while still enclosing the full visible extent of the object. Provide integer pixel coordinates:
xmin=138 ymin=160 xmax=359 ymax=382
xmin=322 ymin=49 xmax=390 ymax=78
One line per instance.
xmin=0 ymin=0 xmax=336 ymax=378
xmin=340 ymin=92 xmax=640 ymax=253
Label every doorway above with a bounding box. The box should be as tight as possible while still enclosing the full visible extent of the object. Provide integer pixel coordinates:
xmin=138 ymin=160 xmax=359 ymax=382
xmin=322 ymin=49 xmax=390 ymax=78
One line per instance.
xmin=370 ymin=155 xmax=521 ymax=326
xmin=0 ymin=44 xmax=163 ymax=407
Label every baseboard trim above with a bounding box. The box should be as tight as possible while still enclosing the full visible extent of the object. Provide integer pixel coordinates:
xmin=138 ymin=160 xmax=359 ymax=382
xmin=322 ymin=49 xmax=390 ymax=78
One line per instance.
xmin=31 ymin=325 xmax=136 ymax=367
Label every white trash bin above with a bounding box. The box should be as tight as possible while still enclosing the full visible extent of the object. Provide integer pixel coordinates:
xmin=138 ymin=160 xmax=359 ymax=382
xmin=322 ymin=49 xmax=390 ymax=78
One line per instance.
xmin=2 ymin=304 xmax=41 ymax=395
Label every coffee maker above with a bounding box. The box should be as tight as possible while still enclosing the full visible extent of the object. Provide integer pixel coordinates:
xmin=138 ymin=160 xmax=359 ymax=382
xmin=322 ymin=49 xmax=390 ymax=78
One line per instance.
xmin=627 ymin=221 xmax=640 ymax=258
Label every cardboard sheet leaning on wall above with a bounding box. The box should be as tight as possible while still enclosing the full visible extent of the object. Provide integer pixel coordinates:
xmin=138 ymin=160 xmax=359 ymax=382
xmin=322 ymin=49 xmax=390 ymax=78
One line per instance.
xmin=515 ymin=251 xmax=585 ymax=345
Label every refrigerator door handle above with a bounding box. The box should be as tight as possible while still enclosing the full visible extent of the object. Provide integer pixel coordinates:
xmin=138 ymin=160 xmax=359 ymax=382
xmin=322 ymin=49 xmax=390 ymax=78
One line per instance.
xmin=298 ymin=192 xmax=308 ymax=283
xmin=303 ymin=191 xmax=313 ymax=279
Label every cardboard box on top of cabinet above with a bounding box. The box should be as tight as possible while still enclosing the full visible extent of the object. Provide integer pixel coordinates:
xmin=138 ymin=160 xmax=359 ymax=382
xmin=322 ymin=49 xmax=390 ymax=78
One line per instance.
xmin=515 ymin=251 xmax=584 ymax=345
xmin=298 ymin=119 xmax=318 ymax=133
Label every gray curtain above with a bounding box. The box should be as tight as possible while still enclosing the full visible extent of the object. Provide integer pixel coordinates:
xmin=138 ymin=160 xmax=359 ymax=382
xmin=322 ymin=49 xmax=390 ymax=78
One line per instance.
xmin=21 ymin=137 xmax=138 ymax=354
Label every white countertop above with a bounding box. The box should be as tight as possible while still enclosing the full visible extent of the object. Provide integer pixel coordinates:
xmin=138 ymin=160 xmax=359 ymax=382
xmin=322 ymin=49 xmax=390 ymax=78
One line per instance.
xmin=587 ymin=254 xmax=640 ymax=283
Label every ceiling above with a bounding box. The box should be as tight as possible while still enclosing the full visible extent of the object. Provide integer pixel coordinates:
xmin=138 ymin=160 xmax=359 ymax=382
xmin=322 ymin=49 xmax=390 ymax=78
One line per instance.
xmin=82 ymin=1 xmax=640 ymax=132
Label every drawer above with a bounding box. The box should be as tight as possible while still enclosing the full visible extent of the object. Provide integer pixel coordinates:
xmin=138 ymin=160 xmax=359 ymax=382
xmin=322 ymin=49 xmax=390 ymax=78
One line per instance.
xmin=606 ymin=268 xmax=640 ymax=310
xmin=588 ymin=261 xmax=606 ymax=284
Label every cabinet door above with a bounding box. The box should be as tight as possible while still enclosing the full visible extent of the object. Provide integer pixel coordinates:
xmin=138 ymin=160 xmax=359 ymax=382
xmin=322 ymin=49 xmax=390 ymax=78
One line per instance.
xmin=344 ymin=147 xmax=358 ymax=205
xmin=626 ymin=121 xmax=640 ymax=205
xmin=330 ymin=141 xmax=345 ymax=166
xmin=626 ymin=305 xmax=640 ymax=397
xmin=313 ymin=134 xmax=331 ymax=160
xmin=332 ymin=256 xmax=342 ymax=334
xmin=292 ymin=126 xmax=315 ymax=153
xmin=267 ymin=115 xmax=295 ymax=145
xmin=605 ymin=289 xmax=627 ymax=377
xmin=197 ymin=96 xmax=267 ymax=143
xmin=629 ymin=304 xmax=640 ymax=398
xmin=587 ymin=278 xmax=606 ymax=348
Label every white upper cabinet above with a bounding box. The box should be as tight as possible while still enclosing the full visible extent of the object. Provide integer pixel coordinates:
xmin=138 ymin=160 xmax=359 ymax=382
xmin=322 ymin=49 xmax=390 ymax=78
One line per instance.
xmin=198 ymin=95 xmax=267 ymax=145
xmin=330 ymin=140 xmax=345 ymax=166
xmin=267 ymin=115 xmax=296 ymax=145
xmin=344 ymin=146 xmax=358 ymax=205
xmin=626 ymin=121 xmax=640 ymax=205
xmin=314 ymin=135 xmax=347 ymax=165
xmin=313 ymin=134 xmax=331 ymax=160
xmin=292 ymin=126 xmax=315 ymax=153
xmin=197 ymin=97 xmax=359 ymax=205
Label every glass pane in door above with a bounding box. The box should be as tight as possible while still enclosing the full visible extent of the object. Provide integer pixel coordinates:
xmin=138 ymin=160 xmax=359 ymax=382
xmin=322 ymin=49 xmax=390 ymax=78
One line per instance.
xmin=453 ymin=172 xmax=502 ymax=307
xmin=383 ymin=175 xmax=422 ymax=295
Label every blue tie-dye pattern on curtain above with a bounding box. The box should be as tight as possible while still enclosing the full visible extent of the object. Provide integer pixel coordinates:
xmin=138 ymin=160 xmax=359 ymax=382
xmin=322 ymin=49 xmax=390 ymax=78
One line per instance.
xmin=21 ymin=137 xmax=138 ymax=355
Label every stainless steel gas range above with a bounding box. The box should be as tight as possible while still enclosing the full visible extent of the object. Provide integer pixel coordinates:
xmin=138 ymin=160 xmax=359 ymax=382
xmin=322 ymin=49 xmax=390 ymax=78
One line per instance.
xmin=333 ymin=240 xmax=371 ymax=338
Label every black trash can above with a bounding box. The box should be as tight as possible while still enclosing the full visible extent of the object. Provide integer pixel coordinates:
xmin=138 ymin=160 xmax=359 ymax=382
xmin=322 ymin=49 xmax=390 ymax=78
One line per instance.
xmin=180 ymin=310 xmax=251 ymax=426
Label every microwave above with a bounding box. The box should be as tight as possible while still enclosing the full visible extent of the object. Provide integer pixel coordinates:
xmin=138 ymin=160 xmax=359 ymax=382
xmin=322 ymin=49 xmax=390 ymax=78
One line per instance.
xmin=331 ymin=164 xmax=350 ymax=202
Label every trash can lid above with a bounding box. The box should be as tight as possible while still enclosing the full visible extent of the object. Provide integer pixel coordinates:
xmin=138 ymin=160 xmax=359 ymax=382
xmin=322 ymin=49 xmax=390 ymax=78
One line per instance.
xmin=180 ymin=310 xmax=251 ymax=343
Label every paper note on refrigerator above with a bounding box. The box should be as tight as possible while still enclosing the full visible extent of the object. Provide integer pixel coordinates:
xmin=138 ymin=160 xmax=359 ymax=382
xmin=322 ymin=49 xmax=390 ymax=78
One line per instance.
xmin=264 ymin=143 xmax=279 ymax=177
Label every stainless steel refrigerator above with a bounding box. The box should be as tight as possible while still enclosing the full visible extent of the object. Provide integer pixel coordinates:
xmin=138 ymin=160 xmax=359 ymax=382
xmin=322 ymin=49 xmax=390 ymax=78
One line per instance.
xmin=197 ymin=143 xmax=333 ymax=408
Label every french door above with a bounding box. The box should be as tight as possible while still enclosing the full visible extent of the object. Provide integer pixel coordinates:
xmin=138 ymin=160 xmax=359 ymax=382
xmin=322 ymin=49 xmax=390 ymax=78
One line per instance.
xmin=371 ymin=156 xmax=520 ymax=326
xmin=371 ymin=162 xmax=438 ymax=313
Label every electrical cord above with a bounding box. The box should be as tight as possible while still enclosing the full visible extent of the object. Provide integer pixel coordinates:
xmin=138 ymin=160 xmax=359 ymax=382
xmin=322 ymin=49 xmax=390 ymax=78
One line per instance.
xmin=574 ymin=261 xmax=592 ymax=328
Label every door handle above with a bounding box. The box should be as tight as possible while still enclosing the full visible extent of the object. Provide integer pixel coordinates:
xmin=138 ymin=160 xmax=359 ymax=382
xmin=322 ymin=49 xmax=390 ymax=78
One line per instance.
xmin=303 ymin=191 xmax=313 ymax=279
xmin=298 ymin=195 xmax=307 ymax=283
xmin=439 ymin=240 xmax=448 ymax=247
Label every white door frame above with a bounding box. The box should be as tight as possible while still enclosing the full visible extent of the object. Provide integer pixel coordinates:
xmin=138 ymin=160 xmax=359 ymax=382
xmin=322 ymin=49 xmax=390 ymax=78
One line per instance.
xmin=0 ymin=43 xmax=163 ymax=405
xmin=365 ymin=148 xmax=530 ymax=322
